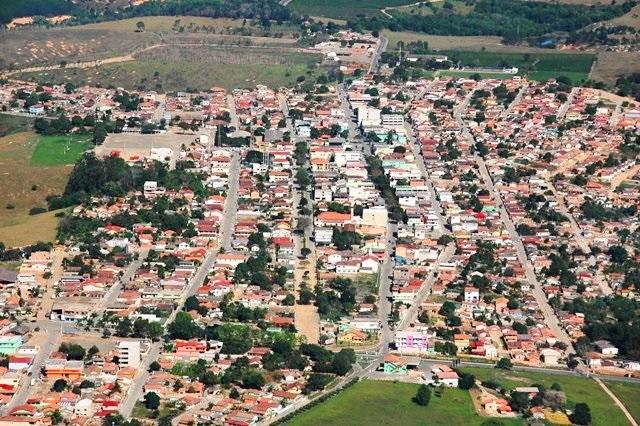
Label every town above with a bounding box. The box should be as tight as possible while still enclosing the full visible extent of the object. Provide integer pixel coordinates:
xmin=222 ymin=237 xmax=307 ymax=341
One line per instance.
xmin=0 ymin=23 xmax=639 ymax=426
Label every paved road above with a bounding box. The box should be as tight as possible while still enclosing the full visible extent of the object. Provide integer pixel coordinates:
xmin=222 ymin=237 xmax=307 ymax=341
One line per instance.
xmin=557 ymin=87 xmax=579 ymax=120
xmin=2 ymin=320 xmax=62 ymax=414
xmin=121 ymin=152 xmax=241 ymax=418
xmin=397 ymin=244 xmax=456 ymax=330
xmin=500 ymin=82 xmax=528 ymax=118
xmin=369 ymin=35 xmax=388 ymax=74
xmin=37 ymin=250 xmax=66 ymax=321
xmin=94 ymin=248 xmax=150 ymax=315
xmin=454 ymin=85 xmax=576 ymax=354
xmin=227 ymin=94 xmax=240 ymax=130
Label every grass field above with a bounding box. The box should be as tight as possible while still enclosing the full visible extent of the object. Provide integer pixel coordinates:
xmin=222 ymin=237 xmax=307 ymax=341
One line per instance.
xmin=461 ymin=367 xmax=628 ymax=426
xmin=288 ymin=0 xmax=417 ymax=19
xmin=286 ymin=380 xmax=522 ymax=426
xmin=31 ymin=134 xmax=93 ymax=166
xmin=19 ymin=56 xmax=320 ymax=92
xmin=0 ymin=121 xmax=73 ymax=246
xmin=604 ymin=380 xmax=640 ymax=423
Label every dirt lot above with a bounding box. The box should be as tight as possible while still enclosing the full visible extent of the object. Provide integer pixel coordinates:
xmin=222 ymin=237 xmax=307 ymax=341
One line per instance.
xmin=95 ymin=132 xmax=202 ymax=166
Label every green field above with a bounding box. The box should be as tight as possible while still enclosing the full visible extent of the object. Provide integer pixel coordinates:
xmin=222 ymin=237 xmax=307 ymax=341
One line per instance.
xmin=461 ymin=367 xmax=628 ymax=426
xmin=441 ymin=50 xmax=595 ymax=83
xmin=31 ymin=134 xmax=93 ymax=166
xmin=605 ymin=380 xmax=640 ymax=423
xmin=286 ymin=380 xmax=521 ymax=426
xmin=288 ymin=0 xmax=416 ymax=19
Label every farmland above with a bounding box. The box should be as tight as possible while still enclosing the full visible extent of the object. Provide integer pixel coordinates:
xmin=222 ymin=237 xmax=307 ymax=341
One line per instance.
xmin=441 ymin=50 xmax=595 ymax=83
xmin=285 ymin=380 xmax=521 ymax=426
xmin=288 ymin=0 xmax=417 ymax=19
xmin=18 ymin=46 xmax=322 ymax=92
xmin=460 ymin=367 xmax=629 ymax=426
xmin=0 ymin=119 xmax=74 ymax=246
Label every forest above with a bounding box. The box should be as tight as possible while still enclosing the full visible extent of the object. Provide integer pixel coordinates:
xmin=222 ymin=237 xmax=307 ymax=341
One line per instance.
xmin=347 ymin=0 xmax=637 ymax=43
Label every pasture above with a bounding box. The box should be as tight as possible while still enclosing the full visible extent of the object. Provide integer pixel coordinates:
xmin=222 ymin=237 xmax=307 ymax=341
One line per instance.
xmin=285 ymin=380 xmax=521 ymax=426
xmin=0 ymin=124 xmax=72 ymax=246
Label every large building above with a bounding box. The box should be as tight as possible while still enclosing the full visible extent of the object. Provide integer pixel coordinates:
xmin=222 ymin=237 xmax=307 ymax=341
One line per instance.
xmin=117 ymin=340 xmax=141 ymax=369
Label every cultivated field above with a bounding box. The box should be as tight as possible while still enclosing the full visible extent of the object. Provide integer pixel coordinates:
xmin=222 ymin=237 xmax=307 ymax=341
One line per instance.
xmin=441 ymin=50 xmax=595 ymax=83
xmin=286 ymin=380 xmax=521 ymax=426
xmin=461 ymin=367 xmax=629 ymax=426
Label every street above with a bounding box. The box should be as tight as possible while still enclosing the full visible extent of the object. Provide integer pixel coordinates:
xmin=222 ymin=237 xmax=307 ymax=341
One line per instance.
xmin=121 ymin=152 xmax=241 ymax=418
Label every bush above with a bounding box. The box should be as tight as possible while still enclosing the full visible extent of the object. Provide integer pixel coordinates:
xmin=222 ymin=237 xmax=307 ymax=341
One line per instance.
xmin=496 ymin=357 xmax=512 ymax=370
xmin=29 ymin=207 xmax=47 ymax=215
xmin=413 ymin=384 xmax=431 ymax=406
xmin=5 ymin=204 xmax=15 ymax=210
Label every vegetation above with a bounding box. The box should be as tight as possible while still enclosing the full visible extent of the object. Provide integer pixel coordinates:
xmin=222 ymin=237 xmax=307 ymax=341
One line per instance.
xmin=289 ymin=0 xmax=414 ymax=19
xmin=349 ymin=0 xmax=637 ymax=44
xmin=286 ymin=380 xmax=517 ymax=426
xmin=31 ymin=134 xmax=93 ymax=166
xmin=615 ymin=73 xmax=640 ymax=101
xmin=0 ymin=0 xmax=76 ymax=25
xmin=461 ymin=367 xmax=629 ymax=426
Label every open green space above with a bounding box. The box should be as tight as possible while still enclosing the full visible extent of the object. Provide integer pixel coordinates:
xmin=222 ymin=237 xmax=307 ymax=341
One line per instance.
xmin=288 ymin=0 xmax=416 ymax=19
xmin=604 ymin=380 xmax=640 ymax=423
xmin=461 ymin=367 xmax=628 ymax=426
xmin=286 ymin=380 xmax=521 ymax=426
xmin=31 ymin=134 xmax=93 ymax=166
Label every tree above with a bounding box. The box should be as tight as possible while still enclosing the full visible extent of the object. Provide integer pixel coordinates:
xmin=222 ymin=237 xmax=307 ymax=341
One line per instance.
xmin=414 ymin=384 xmax=431 ymax=406
xmin=149 ymin=361 xmax=161 ymax=372
xmin=509 ymin=391 xmax=529 ymax=412
xmin=496 ymin=357 xmax=512 ymax=370
xmin=136 ymin=21 xmax=145 ymax=32
xmin=167 ymin=312 xmax=202 ymax=340
xmin=144 ymin=391 xmax=160 ymax=409
xmin=570 ymin=402 xmax=592 ymax=425
xmin=52 ymin=379 xmax=68 ymax=392
xmin=331 ymin=349 xmax=354 ymax=376
xmin=50 ymin=409 xmax=63 ymax=425
xmin=458 ymin=373 xmax=475 ymax=390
